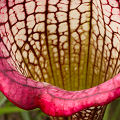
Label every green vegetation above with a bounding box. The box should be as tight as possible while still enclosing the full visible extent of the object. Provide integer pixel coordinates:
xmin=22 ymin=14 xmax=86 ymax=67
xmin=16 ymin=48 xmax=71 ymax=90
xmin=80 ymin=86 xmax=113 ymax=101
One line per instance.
xmin=0 ymin=93 xmax=49 ymax=120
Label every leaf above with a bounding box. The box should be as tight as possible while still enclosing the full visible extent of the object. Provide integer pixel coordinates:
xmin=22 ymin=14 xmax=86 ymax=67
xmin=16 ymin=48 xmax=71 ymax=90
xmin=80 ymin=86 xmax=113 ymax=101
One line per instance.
xmin=103 ymin=98 xmax=120 ymax=120
xmin=20 ymin=111 xmax=31 ymax=120
xmin=0 ymin=93 xmax=7 ymax=107
xmin=103 ymin=104 xmax=111 ymax=120
xmin=0 ymin=106 xmax=26 ymax=115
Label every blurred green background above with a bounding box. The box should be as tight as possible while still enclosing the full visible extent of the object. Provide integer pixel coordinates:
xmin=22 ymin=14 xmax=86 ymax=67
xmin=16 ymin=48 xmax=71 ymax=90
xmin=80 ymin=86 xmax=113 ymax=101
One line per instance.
xmin=0 ymin=92 xmax=120 ymax=120
xmin=0 ymin=93 xmax=49 ymax=120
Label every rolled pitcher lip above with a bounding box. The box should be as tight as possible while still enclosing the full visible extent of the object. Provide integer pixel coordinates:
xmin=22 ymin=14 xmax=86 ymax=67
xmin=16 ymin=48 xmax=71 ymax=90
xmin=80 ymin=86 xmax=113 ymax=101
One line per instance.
xmin=0 ymin=56 xmax=120 ymax=116
xmin=0 ymin=0 xmax=120 ymax=118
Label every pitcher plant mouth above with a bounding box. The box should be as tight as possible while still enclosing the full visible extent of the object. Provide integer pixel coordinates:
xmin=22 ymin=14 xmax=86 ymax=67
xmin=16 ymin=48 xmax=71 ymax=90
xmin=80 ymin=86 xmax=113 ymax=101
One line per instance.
xmin=0 ymin=0 xmax=120 ymax=118
xmin=0 ymin=55 xmax=120 ymax=117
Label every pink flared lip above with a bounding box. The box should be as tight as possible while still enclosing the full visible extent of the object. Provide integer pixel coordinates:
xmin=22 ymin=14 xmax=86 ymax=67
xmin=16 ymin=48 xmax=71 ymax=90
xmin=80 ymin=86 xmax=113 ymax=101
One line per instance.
xmin=0 ymin=54 xmax=120 ymax=117
xmin=0 ymin=0 xmax=120 ymax=117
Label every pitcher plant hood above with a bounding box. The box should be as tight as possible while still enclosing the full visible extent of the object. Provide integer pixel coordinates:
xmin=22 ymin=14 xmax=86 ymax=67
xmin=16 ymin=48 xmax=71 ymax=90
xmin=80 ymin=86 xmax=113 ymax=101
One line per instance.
xmin=0 ymin=0 xmax=120 ymax=118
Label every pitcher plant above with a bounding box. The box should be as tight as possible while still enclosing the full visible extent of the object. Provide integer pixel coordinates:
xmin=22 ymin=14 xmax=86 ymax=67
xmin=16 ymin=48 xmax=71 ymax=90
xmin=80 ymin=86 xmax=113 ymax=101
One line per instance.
xmin=0 ymin=0 xmax=120 ymax=120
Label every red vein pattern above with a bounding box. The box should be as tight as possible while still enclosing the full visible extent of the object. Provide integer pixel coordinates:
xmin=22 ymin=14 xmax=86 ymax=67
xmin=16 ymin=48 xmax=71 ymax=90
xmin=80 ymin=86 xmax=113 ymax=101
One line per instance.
xmin=0 ymin=0 xmax=120 ymax=119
